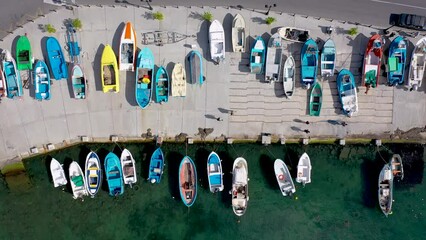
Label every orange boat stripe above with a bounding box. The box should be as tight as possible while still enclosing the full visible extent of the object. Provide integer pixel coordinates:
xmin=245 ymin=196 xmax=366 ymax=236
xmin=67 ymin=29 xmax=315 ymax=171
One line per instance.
xmin=125 ymin=22 xmax=132 ymax=39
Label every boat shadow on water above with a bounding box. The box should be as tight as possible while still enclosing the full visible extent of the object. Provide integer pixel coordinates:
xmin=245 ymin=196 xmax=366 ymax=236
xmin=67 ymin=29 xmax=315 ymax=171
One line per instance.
xmin=217 ymin=150 xmax=233 ymax=204
xmin=259 ymin=154 xmax=276 ymax=189
xmin=167 ymin=151 xmax=184 ymax=201
xmin=61 ymin=156 xmax=74 ymax=193
xmin=195 ymin=147 xmax=209 ymax=191
xmin=140 ymin=143 xmax=157 ymax=180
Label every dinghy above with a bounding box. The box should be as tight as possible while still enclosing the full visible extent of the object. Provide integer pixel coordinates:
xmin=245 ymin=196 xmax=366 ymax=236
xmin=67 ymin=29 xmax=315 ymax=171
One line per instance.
xmin=301 ymin=38 xmax=318 ymax=89
xmin=265 ymin=33 xmax=283 ymax=82
xmin=65 ymin=24 xmax=81 ymax=63
xmin=104 ymin=152 xmax=124 ymax=196
xmin=85 ymin=151 xmax=102 ymax=197
xmin=119 ymin=22 xmax=137 ymax=71
xmin=232 ymin=14 xmax=246 ymax=52
xmin=101 ymin=44 xmax=119 ymax=93
xmin=179 ymin=156 xmax=198 ymax=207
xmin=121 ymin=148 xmax=137 ymax=187
xmin=283 ymin=56 xmax=296 ymax=98
xmin=378 ymin=163 xmax=393 ymax=217
xmin=320 ymin=39 xmax=336 ymax=77
xmin=188 ymin=50 xmax=204 ymax=84
xmin=309 ymin=82 xmax=322 ymax=116
xmin=250 ymin=36 xmax=266 ymax=74
xmin=0 ymin=68 xmax=7 ymax=98
xmin=231 ymin=157 xmax=249 ymax=216
xmin=141 ymin=31 xmax=193 ymax=46
xmin=337 ymin=69 xmax=358 ymax=117
xmin=148 ymin=148 xmax=165 ymax=184
xmin=155 ymin=66 xmax=169 ymax=103
xmin=46 ymin=37 xmax=68 ymax=80
xmin=278 ymin=27 xmax=310 ymax=43
xmin=387 ymin=36 xmax=406 ymax=86
xmin=274 ymin=159 xmax=296 ymax=197
xmin=171 ymin=63 xmax=186 ymax=97
xmin=135 ymin=47 xmax=154 ymax=108
xmin=50 ymin=158 xmax=67 ymax=188
xmin=69 ymin=161 xmax=88 ymax=199
xmin=16 ymin=35 xmax=33 ymax=70
xmin=209 ymin=20 xmax=225 ymax=64
xmin=33 ymin=60 xmax=51 ymax=100
xmin=1 ymin=50 xmax=23 ymax=99
xmin=296 ymin=153 xmax=311 ymax=185
xmin=70 ymin=64 xmax=87 ymax=99
xmin=391 ymin=154 xmax=404 ymax=180
xmin=362 ymin=34 xmax=383 ymax=94
xmin=207 ymin=151 xmax=224 ymax=193
xmin=407 ymin=37 xmax=426 ymax=91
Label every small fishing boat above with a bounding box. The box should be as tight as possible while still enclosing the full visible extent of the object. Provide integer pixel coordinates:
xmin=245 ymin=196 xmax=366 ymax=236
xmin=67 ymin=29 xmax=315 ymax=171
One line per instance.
xmin=46 ymin=37 xmax=68 ymax=80
xmin=232 ymin=14 xmax=246 ymax=52
xmin=171 ymin=63 xmax=186 ymax=97
xmin=16 ymin=35 xmax=33 ymax=70
xmin=362 ymin=34 xmax=383 ymax=93
xmin=387 ymin=36 xmax=407 ymax=86
xmin=121 ymin=148 xmax=137 ymax=187
xmin=378 ymin=163 xmax=393 ymax=217
xmin=148 ymin=148 xmax=165 ymax=184
xmin=1 ymin=50 xmax=23 ymax=99
xmin=0 ymin=68 xmax=7 ymax=98
xmin=209 ymin=20 xmax=225 ymax=64
xmin=50 ymin=158 xmax=67 ymax=188
xmin=141 ymin=31 xmax=195 ymax=46
xmin=337 ymin=69 xmax=358 ymax=117
xmin=69 ymin=161 xmax=88 ymax=199
xmin=179 ymin=156 xmax=198 ymax=207
xmin=155 ymin=66 xmax=169 ymax=103
xmin=320 ymin=39 xmax=336 ymax=77
xmin=101 ymin=44 xmax=119 ymax=93
xmin=274 ymin=159 xmax=296 ymax=197
xmin=278 ymin=27 xmax=310 ymax=43
xmin=296 ymin=153 xmax=311 ymax=185
xmin=391 ymin=154 xmax=404 ymax=180
xmin=104 ymin=152 xmax=124 ymax=196
xmin=283 ymin=56 xmax=296 ymax=98
xmin=65 ymin=24 xmax=81 ymax=63
xmin=407 ymin=37 xmax=426 ymax=91
xmin=265 ymin=33 xmax=283 ymax=82
xmin=309 ymin=82 xmax=322 ymax=116
xmin=207 ymin=151 xmax=224 ymax=193
xmin=188 ymin=50 xmax=204 ymax=84
xmin=250 ymin=36 xmax=266 ymax=74
xmin=301 ymin=38 xmax=319 ymax=89
xmin=119 ymin=22 xmax=137 ymax=71
xmin=135 ymin=47 xmax=154 ymax=108
xmin=85 ymin=151 xmax=102 ymax=197
xmin=70 ymin=64 xmax=86 ymax=99
xmin=33 ymin=60 xmax=51 ymax=101
xmin=231 ymin=157 xmax=249 ymax=216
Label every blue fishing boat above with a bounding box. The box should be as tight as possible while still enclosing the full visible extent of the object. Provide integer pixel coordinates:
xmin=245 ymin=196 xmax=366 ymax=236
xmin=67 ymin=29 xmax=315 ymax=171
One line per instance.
xmin=387 ymin=36 xmax=407 ymax=86
xmin=65 ymin=25 xmax=81 ymax=63
xmin=337 ymin=69 xmax=358 ymax=117
xmin=207 ymin=151 xmax=224 ymax=193
xmin=179 ymin=156 xmax=197 ymax=207
xmin=85 ymin=151 xmax=102 ymax=197
xmin=320 ymin=39 xmax=336 ymax=77
xmin=250 ymin=36 xmax=266 ymax=74
xmin=188 ymin=50 xmax=204 ymax=84
xmin=301 ymin=38 xmax=319 ymax=89
xmin=155 ymin=66 xmax=169 ymax=103
xmin=148 ymin=148 xmax=165 ymax=184
xmin=1 ymin=50 xmax=23 ymax=99
xmin=33 ymin=60 xmax=51 ymax=100
xmin=46 ymin=37 xmax=68 ymax=80
xmin=136 ymin=47 xmax=154 ymax=108
xmin=104 ymin=152 xmax=124 ymax=196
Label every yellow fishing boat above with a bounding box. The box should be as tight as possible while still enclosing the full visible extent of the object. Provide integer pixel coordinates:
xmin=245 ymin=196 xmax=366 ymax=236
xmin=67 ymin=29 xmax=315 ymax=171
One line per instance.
xmin=101 ymin=44 xmax=119 ymax=93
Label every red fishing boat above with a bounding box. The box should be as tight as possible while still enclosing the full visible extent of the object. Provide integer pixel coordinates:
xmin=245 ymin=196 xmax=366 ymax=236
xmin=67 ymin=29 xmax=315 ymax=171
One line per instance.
xmin=362 ymin=34 xmax=383 ymax=94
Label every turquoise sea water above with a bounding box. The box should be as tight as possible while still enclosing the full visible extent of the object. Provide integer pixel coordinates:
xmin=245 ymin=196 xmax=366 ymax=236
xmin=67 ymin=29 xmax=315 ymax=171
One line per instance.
xmin=0 ymin=143 xmax=424 ymax=239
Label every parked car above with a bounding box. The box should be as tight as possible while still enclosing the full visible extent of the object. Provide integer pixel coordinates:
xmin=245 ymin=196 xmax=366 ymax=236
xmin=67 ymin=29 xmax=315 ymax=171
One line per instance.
xmin=392 ymin=13 xmax=426 ymax=31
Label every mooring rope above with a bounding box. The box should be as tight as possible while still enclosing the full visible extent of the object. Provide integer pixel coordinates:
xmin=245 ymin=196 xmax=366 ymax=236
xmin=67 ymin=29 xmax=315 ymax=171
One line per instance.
xmin=265 ymin=145 xmax=277 ymax=159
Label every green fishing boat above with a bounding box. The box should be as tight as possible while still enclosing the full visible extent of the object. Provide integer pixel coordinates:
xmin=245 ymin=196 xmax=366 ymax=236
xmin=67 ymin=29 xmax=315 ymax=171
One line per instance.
xmin=309 ymin=82 xmax=322 ymax=116
xmin=16 ymin=35 xmax=33 ymax=70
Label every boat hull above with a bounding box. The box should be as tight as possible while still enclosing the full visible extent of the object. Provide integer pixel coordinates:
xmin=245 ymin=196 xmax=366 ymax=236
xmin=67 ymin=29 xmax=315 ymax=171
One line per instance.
xmin=119 ymin=22 xmax=137 ymax=71
xmin=309 ymin=82 xmax=322 ymax=116
xmin=148 ymin=148 xmax=165 ymax=184
xmin=69 ymin=161 xmax=88 ymax=199
xmin=171 ymin=63 xmax=186 ymax=97
xmin=407 ymin=37 xmax=426 ymax=91
xmin=188 ymin=50 xmax=204 ymax=84
xmin=207 ymin=152 xmax=224 ymax=193
xmin=136 ymin=47 xmax=154 ymax=108
xmin=121 ymin=149 xmax=137 ymax=186
xmin=50 ymin=158 xmax=67 ymax=188
xmin=387 ymin=36 xmax=406 ymax=86
xmin=104 ymin=152 xmax=124 ymax=196
xmin=250 ymin=36 xmax=266 ymax=74
xmin=16 ymin=35 xmax=33 ymax=70
xmin=85 ymin=151 xmax=102 ymax=196
xmin=362 ymin=34 xmax=383 ymax=92
xmin=337 ymin=69 xmax=358 ymax=117
xmin=155 ymin=66 xmax=169 ymax=103
xmin=232 ymin=157 xmax=249 ymax=216
xmin=301 ymin=38 xmax=318 ymax=89
xmin=232 ymin=14 xmax=246 ymax=52
xmin=179 ymin=156 xmax=198 ymax=207
xmin=34 ymin=60 xmax=51 ymax=100
xmin=296 ymin=153 xmax=311 ymax=185
xmin=209 ymin=20 xmax=225 ymax=63
xmin=101 ymin=45 xmax=119 ymax=93
xmin=2 ymin=50 xmax=23 ymax=99
xmin=71 ymin=64 xmax=86 ymax=99
xmin=274 ymin=159 xmax=296 ymax=197
xmin=46 ymin=37 xmax=68 ymax=80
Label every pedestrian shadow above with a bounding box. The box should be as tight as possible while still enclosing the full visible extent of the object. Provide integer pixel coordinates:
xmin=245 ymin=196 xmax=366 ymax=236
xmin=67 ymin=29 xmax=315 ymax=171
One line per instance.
xmin=327 ymin=119 xmax=340 ymax=125
xmin=291 ymin=126 xmax=302 ymax=132
xmin=293 ymin=118 xmax=303 ymax=123
xmin=218 ymin=107 xmax=230 ymax=114
xmin=251 ymin=17 xmax=265 ymax=25
xmin=188 ymin=11 xmax=204 ymax=21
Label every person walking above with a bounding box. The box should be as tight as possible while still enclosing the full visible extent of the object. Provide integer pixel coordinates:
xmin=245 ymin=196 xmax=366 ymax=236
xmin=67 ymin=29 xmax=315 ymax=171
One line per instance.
xmin=305 ymin=121 xmax=310 ymax=125
xmin=303 ymin=129 xmax=310 ymax=134
xmin=341 ymin=121 xmax=347 ymax=127
xmin=216 ymin=117 xmax=223 ymax=121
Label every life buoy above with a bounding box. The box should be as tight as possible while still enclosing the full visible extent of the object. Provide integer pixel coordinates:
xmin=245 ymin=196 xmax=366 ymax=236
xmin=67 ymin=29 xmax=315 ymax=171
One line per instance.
xmin=142 ymin=77 xmax=150 ymax=84
xmin=278 ymin=174 xmax=285 ymax=180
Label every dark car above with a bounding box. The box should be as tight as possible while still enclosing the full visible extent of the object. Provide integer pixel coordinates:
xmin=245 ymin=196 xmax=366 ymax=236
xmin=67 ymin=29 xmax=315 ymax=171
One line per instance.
xmin=396 ymin=13 xmax=426 ymax=31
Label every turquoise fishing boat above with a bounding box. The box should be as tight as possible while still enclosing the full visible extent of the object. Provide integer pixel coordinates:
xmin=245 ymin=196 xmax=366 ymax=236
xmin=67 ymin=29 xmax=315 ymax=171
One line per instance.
xmin=136 ymin=47 xmax=154 ymax=108
xmin=155 ymin=66 xmax=169 ymax=103
xmin=104 ymin=152 xmax=124 ymax=196
xmin=320 ymin=39 xmax=336 ymax=77
xmin=33 ymin=60 xmax=51 ymax=100
xmin=250 ymin=36 xmax=266 ymax=74
xmin=301 ymin=38 xmax=318 ymax=89
xmin=188 ymin=50 xmax=204 ymax=84
xmin=148 ymin=148 xmax=165 ymax=184
xmin=1 ymin=50 xmax=23 ymax=99
xmin=71 ymin=64 xmax=86 ymax=99
xmin=65 ymin=25 xmax=81 ymax=63
xmin=179 ymin=156 xmax=197 ymax=207
xmin=337 ymin=69 xmax=358 ymax=117
xmin=388 ymin=36 xmax=407 ymax=86
xmin=207 ymin=151 xmax=224 ymax=193
xmin=46 ymin=37 xmax=68 ymax=80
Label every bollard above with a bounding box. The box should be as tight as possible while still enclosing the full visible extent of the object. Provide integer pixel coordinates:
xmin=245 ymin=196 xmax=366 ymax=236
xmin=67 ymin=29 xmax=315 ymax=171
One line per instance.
xmin=280 ymin=137 xmax=286 ymax=145
xmin=81 ymin=136 xmax=89 ymax=142
xmin=187 ymin=137 xmax=194 ymax=144
xmin=47 ymin=143 xmax=55 ymax=151
xmin=302 ymin=138 xmax=309 ymax=145
xmin=30 ymin=147 xmax=39 ymax=154
xmin=110 ymin=135 xmax=119 ymax=142
xmin=262 ymin=134 xmax=271 ymax=145
xmin=339 ymin=139 xmax=346 ymax=146
xmin=375 ymin=139 xmax=382 ymax=146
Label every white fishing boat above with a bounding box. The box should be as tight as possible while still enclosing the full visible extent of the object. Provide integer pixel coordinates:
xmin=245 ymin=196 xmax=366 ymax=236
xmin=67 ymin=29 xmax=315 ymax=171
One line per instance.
xmin=278 ymin=27 xmax=310 ymax=43
xmin=274 ymin=159 xmax=296 ymax=197
xmin=391 ymin=154 xmax=404 ymax=180
xmin=171 ymin=62 xmax=186 ymax=97
xmin=296 ymin=153 xmax=311 ymax=185
xmin=209 ymin=20 xmax=225 ymax=64
xmin=119 ymin=22 xmax=136 ymax=71
xmin=69 ymin=161 xmax=88 ymax=200
xmin=121 ymin=148 xmax=137 ymax=187
xmin=207 ymin=151 xmax=224 ymax=193
xmin=265 ymin=33 xmax=283 ymax=82
xmin=231 ymin=157 xmax=249 ymax=216
xmin=407 ymin=37 xmax=426 ymax=91
xmin=283 ymin=56 xmax=296 ymax=98
xmin=232 ymin=14 xmax=246 ymax=52
xmin=320 ymin=39 xmax=336 ymax=77
xmin=50 ymin=158 xmax=67 ymax=188
xmin=378 ymin=163 xmax=393 ymax=217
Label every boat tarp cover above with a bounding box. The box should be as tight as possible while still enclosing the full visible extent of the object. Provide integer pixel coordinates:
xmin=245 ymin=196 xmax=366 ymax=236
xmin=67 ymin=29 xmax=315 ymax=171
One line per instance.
xmin=389 ymin=57 xmax=398 ymax=71
xmin=234 ymin=168 xmax=247 ymax=184
xmin=365 ymin=70 xmax=377 ymax=87
xmin=72 ymin=175 xmax=84 ymax=187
